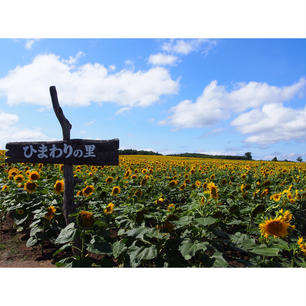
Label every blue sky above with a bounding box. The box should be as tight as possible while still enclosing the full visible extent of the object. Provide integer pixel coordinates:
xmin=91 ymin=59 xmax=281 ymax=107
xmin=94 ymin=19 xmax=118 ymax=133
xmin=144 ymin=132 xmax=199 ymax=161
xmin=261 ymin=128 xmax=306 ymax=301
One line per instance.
xmin=0 ymin=38 xmax=305 ymax=161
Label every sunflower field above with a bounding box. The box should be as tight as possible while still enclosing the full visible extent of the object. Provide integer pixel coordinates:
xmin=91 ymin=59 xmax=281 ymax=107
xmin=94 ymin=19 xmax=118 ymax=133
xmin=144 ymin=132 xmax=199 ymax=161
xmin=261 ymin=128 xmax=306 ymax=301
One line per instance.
xmin=1 ymin=149 xmax=306 ymax=267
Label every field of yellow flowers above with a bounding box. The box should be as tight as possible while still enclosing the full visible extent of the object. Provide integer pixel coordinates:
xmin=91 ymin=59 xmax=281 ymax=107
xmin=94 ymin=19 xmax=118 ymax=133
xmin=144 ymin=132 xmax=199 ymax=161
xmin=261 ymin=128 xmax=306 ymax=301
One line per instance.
xmin=1 ymin=149 xmax=306 ymax=267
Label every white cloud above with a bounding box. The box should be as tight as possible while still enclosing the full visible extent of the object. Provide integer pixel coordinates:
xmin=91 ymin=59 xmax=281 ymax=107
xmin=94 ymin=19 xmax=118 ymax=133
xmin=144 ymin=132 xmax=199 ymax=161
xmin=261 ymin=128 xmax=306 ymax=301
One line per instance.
xmin=25 ymin=39 xmax=40 ymax=50
xmin=0 ymin=111 xmax=49 ymax=149
xmin=148 ymin=53 xmax=178 ymax=66
xmin=161 ymin=78 xmax=306 ymax=130
xmin=162 ymin=39 xmax=217 ymax=55
xmin=0 ymin=53 xmax=179 ymax=108
xmin=231 ymin=104 xmax=306 ymax=144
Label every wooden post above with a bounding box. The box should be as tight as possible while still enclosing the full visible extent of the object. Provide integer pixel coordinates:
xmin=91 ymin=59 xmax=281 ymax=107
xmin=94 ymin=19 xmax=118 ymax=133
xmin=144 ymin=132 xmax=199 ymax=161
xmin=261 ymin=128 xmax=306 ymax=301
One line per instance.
xmin=50 ymin=86 xmax=75 ymax=225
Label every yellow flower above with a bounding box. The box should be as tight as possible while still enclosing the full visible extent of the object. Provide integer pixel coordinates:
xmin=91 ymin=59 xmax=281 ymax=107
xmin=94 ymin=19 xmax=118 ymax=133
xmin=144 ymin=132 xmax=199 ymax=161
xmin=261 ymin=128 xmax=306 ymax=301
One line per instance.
xmin=169 ymin=180 xmax=178 ymax=187
xmin=45 ymin=206 xmax=56 ymax=221
xmin=134 ymin=189 xmax=142 ymax=198
xmin=8 ymin=168 xmax=19 ymax=177
xmin=14 ymin=174 xmax=24 ymax=183
xmin=79 ymin=210 xmax=94 ymax=227
xmin=208 ymin=182 xmax=219 ymax=199
xmin=111 ymin=186 xmax=121 ymax=196
xmin=105 ymin=176 xmax=114 ymax=184
xmin=270 ymin=193 xmax=282 ymax=202
xmin=82 ymin=185 xmax=95 ymax=197
xmin=297 ymin=237 xmax=306 ymax=255
xmin=2 ymin=185 xmax=8 ymax=192
xmin=155 ymin=197 xmax=164 ymax=205
xmin=54 ymin=179 xmax=64 ymax=195
xmin=24 ymin=181 xmax=37 ymax=193
xmin=259 ymin=217 xmax=289 ymax=238
xmin=167 ymin=203 xmax=175 ymax=212
xmin=104 ymin=203 xmax=115 ymax=215
xmin=29 ymin=170 xmax=40 ymax=181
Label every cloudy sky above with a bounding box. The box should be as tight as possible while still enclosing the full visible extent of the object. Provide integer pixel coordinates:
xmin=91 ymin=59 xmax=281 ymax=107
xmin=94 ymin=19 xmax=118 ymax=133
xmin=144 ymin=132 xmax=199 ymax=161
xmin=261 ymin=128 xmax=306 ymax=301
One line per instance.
xmin=0 ymin=38 xmax=305 ymax=160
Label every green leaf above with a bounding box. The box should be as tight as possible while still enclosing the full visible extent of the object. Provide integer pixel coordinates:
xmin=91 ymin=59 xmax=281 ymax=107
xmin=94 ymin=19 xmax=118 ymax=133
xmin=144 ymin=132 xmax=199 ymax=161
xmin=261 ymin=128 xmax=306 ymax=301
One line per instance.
xmin=212 ymin=251 xmax=229 ymax=267
xmin=15 ymin=215 xmax=28 ymax=226
xmin=231 ymin=232 xmax=256 ymax=251
xmin=30 ymin=226 xmax=43 ymax=237
xmin=173 ymin=216 xmax=193 ymax=227
xmin=55 ymin=223 xmax=76 ymax=244
xmin=26 ymin=236 xmax=38 ymax=247
xmin=128 ymin=245 xmax=158 ymax=267
xmin=87 ymin=237 xmax=112 ymax=255
xmin=179 ymin=239 xmax=208 ymax=260
xmin=113 ymin=240 xmax=127 ymax=258
xmin=52 ymin=243 xmax=72 ymax=257
xmin=195 ymin=216 xmax=217 ymax=226
xmin=250 ymin=247 xmax=279 ymax=257
xmin=125 ymin=227 xmax=151 ymax=239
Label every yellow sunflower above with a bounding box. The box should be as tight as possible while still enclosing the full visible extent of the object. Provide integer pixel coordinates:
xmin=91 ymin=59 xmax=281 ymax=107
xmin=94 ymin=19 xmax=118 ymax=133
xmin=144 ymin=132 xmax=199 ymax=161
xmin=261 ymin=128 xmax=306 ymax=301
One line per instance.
xmin=2 ymin=185 xmax=8 ymax=192
xmin=259 ymin=217 xmax=289 ymax=238
xmin=104 ymin=202 xmax=115 ymax=215
xmin=297 ymin=237 xmax=306 ymax=255
xmin=79 ymin=210 xmax=94 ymax=227
xmin=54 ymin=179 xmax=64 ymax=195
xmin=167 ymin=203 xmax=175 ymax=212
xmin=208 ymin=182 xmax=219 ymax=199
xmin=169 ymin=180 xmax=178 ymax=187
xmin=82 ymin=185 xmax=95 ymax=197
xmin=105 ymin=176 xmax=114 ymax=184
xmin=111 ymin=186 xmax=121 ymax=196
xmin=29 ymin=170 xmax=40 ymax=181
xmin=14 ymin=174 xmax=24 ymax=183
xmin=24 ymin=181 xmax=37 ymax=193
xmin=45 ymin=206 xmax=56 ymax=221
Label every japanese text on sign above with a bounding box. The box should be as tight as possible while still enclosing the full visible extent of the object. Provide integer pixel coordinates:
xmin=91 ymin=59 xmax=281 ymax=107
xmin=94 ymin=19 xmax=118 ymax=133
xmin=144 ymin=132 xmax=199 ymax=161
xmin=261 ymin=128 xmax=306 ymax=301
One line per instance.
xmin=22 ymin=144 xmax=96 ymax=159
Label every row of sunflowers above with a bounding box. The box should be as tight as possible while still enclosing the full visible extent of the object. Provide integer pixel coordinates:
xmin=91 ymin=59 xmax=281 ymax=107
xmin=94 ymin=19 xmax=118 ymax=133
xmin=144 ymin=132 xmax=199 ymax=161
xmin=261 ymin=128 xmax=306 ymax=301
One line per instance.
xmin=1 ymin=150 xmax=306 ymax=267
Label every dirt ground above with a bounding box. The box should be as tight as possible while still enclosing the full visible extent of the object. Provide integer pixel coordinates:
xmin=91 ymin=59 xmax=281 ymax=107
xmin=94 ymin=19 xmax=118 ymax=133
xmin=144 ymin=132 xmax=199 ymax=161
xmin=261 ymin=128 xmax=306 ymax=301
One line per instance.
xmin=0 ymin=216 xmax=55 ymax=268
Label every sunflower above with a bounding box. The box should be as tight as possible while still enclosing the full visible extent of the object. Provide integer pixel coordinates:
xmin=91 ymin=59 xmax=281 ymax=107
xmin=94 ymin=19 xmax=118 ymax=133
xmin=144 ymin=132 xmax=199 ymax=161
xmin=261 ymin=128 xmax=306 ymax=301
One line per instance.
xmin=76 ymin=190 xmax=83 ymax=196
xmin=259 ymin=217 xmax=289 ymax=238
xmin=54 ymin=179 xmax=64 ymax=195
xmin=169 ymin=180 xmax=178 ymax=187
xmin=111 ymin=186 xmax=121 ymax=196
xmin=134 ymin=189 xmax=142 ymax=198
xmin=24 ymin=181 xmax=37 ymax=193
xmin=270 ymin=193 xmax=281 ymax=202
xmin=2 ymin=185 xmax=8 ymax=192
xmin=155 ymin=197 xmax=164 ymax=205
xmin=105 ymin=176 xmax=114 ymax=184
xmin=140 ymin=178 xmax=147 ymax=186
xmin=82 ymin=185 xmax=95 ymax=197
xmin=104 ymin=202 xmax=115 ymax=215
xmin=167 ymin=203 xmax=175 ymax=212
xmin=79 ymin=210 xmax=94 ymax=227
xmin=8 ymin=168 xmax=19 ymax=177
xmin=179 ymin=183 xmax=186 ymax=191
xmin=45 ymin=206 xmax=56 ymax=221
xmin=208 ymin=182 xmax=219 ymax=199
xmin=14 ymin=174 xmax=24 ymax=183
xmin=29 ymin=170 xmax=40 ymax=181
xmin=16 ymin=208 xmax=25 ymax=215
xmin=200 ymin=197 xmax=206 ymax=206
xmin=297 ymin=237 xmax=306 ymax=255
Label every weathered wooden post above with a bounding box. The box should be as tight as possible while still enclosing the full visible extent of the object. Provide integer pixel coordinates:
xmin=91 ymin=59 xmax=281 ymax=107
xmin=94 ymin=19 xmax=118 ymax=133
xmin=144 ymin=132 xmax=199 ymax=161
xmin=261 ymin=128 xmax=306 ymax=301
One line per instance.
xmin=50 ymin=86 xmax=75 ymax=224
xmin=5 ymin=86 xmax=119 ymax=225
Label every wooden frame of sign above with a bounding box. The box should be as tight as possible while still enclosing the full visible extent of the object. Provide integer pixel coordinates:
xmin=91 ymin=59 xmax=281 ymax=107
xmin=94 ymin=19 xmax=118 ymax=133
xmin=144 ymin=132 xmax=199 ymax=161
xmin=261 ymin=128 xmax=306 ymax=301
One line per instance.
xmin=5 ymin=86 xmax=119 ymax=225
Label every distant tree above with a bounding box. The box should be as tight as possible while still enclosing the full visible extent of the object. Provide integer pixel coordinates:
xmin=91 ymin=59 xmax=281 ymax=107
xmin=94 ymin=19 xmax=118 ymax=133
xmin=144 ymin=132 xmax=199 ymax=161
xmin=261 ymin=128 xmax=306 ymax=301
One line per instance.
xmin=272 ymin=156 xmax=278 ymax=162
xmin=297 ymin=156 xmax=303 ymax=162
xmin=244 ymin=152 xmax=252 ymax=160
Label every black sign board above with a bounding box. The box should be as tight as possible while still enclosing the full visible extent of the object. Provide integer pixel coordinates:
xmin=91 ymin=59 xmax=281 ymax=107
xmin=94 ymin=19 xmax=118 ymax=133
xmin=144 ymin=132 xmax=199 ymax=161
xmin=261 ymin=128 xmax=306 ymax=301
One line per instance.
xmin=5 ymin=139 xmax=119 ymax=165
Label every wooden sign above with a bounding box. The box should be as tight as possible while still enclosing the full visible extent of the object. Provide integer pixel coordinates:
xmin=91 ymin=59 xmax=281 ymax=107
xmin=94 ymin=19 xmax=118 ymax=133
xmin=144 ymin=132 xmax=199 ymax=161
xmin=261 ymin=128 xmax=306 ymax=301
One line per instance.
xmin=5 ymin=139 xmax=119 ymax=165
xmin=5 ymin=86 xmax=120 ymax=226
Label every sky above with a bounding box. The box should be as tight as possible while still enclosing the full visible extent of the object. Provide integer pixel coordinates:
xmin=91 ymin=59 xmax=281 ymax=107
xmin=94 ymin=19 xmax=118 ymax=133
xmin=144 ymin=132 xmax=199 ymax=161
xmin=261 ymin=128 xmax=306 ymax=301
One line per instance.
xmin=0 ymin=38 xmax=305 ymax=161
